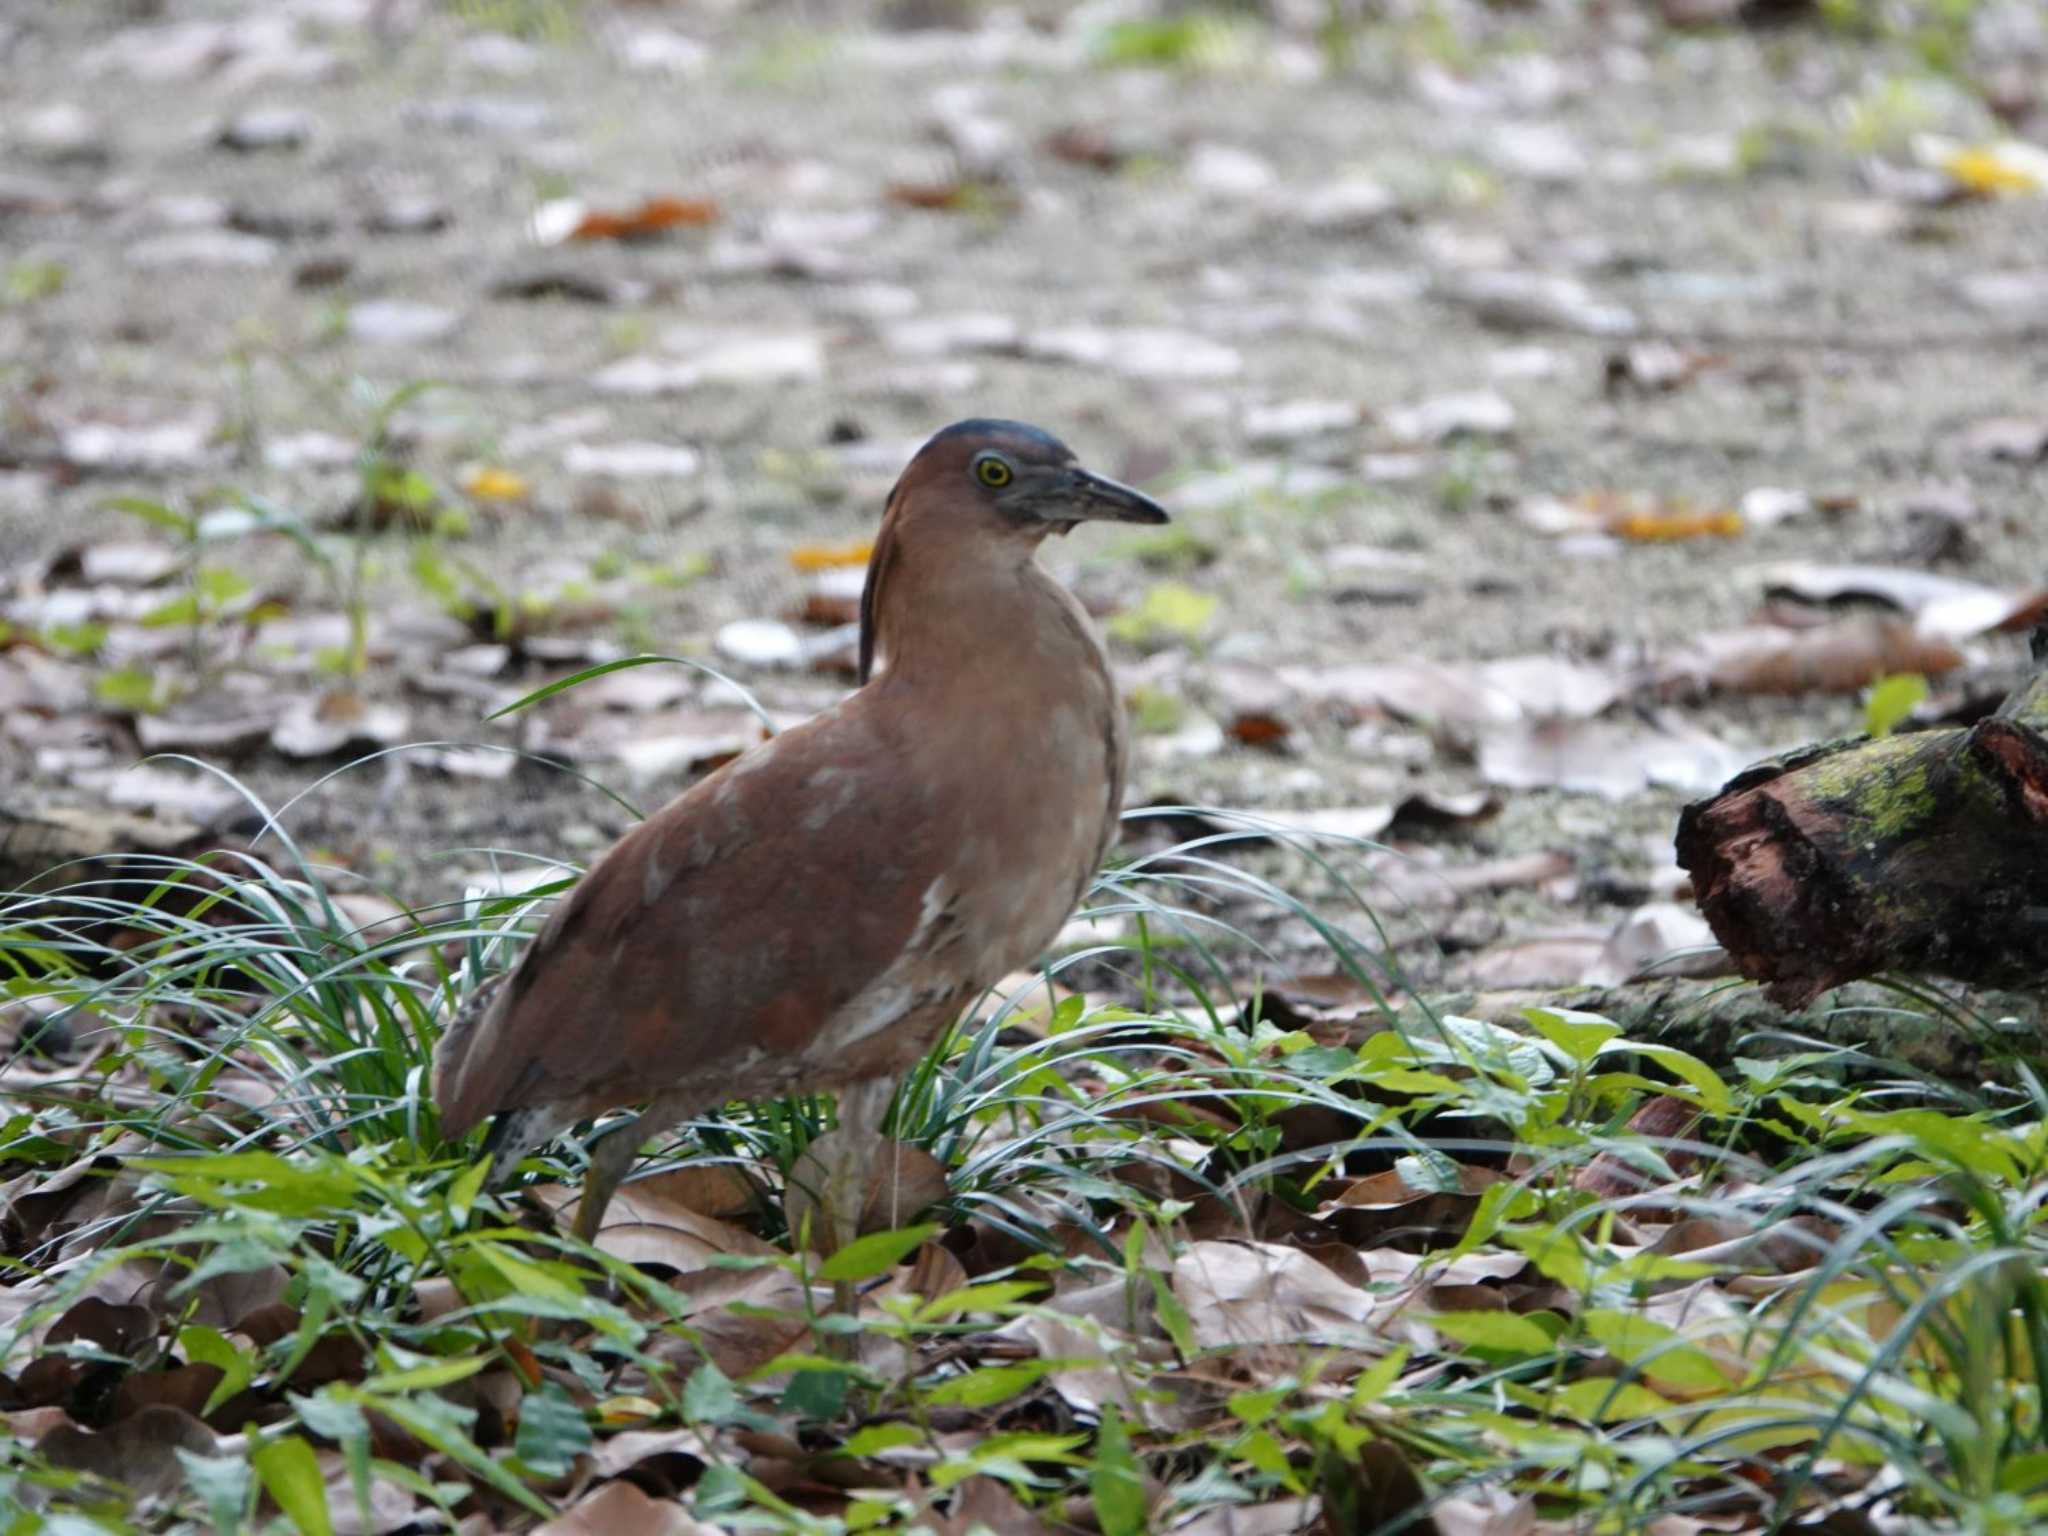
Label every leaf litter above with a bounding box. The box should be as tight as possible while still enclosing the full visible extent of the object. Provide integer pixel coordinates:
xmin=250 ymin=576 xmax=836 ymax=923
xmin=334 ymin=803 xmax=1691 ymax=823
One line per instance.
xmin=7 ymin=1 xmax=2048 ymax=1531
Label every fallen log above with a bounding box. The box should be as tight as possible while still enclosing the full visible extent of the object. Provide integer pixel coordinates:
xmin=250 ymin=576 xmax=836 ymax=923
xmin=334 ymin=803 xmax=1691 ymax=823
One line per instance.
xmin=1675 ymin=634 xmax=2048 ymax=1008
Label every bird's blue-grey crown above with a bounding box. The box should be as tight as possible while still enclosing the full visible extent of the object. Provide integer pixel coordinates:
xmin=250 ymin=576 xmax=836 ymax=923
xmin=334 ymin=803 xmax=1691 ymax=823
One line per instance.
xmin=923 ymin=418 xmax=1076 ymax=463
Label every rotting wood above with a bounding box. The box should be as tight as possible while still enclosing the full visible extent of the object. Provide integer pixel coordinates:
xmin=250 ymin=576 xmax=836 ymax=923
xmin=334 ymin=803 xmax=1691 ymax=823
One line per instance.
xmin=1674 ymin=632 xmax=2048 ymax=1009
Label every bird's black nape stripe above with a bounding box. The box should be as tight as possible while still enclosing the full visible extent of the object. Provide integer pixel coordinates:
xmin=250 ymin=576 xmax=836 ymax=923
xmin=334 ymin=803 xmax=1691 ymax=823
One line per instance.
xmin=923 ymin=418 xmax=1075 ymax=462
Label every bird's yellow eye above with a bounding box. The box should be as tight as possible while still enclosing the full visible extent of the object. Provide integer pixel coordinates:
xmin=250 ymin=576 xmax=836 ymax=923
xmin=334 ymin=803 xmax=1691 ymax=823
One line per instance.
xmin=975 ymin=455 xmax=1012 ymax=488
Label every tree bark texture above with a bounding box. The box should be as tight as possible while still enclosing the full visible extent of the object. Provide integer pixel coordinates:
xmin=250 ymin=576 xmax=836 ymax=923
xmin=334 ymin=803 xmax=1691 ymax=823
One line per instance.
xmin=1675 ymin=653 xmax=2048 ymax=1008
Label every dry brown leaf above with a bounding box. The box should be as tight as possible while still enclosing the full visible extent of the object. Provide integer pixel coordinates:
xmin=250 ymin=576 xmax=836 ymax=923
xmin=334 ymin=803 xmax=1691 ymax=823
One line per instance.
xmin=561 ymin=196 xmax=718 ymax=243
xmin=1574 ymin=1095 xmax=1705 ymax=1204
xmin=534 ymin=1478 xmax=723 ymax=1536
xmin=36 ymin=1404 xmax=217 ymax=1504
xmin=1376 ymin=849 xmax=1577 ymax=909
xmin=46 ymin=1296 xmax=157 ymax=1357
xmin=1461 ymin=932 xmax=1610 ymax=989
xmin=1172 ymin=1240 xmax=1378 ymax=1351
xmin=1581 ymin=902 xmax=1729 ymax=986
xmin=1173 ymin=1498 xmax=1321 ymax=1536
xmin=1330 ymin=1163 xmax=1501 ymax=1211
xmin=929 ymin=1476 xmax=1054 ymax=1536
xmin=1669 ymin=615 xmax=1966 ymax=695
xmin=886 ymin=179 xmax=1012 ymax=212
xmin=623 ymin=1164 xmax=760 ymax=1221
xmin=529 ymin=1180 xmax=775 ymax=1269
xmin=1317 ymin=1438 xmax=1440 ymax=1536
xmin=1042 ymin=125 xmax=1125 ymax=172
xmin=1478 ymin=715 xmax=1753 ymax=800
xmin=786 ymin=1134 xmax=950 ymax=1256
xmin=1282 ymin=655 xmax=1619 ymax=729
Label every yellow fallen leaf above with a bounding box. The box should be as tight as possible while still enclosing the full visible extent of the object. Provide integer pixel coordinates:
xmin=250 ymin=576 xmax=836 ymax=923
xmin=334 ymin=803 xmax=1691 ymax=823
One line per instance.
xmin=1612 ymin=507 xmax=1743 ymax=542
xmin=463 ymin=466 xmax=529 ymax=502
xmin=1942 ymin=144 xmax=2045 ymax=196
xmin=788 ymin=539 xmax=874 ymax=571
xmin=596 ymin=1394 xmax=664 ymax=1427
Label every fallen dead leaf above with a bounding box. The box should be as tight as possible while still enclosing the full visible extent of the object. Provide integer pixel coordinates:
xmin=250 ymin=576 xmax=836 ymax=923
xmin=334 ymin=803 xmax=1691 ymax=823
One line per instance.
xmin=1384 ymin=390 xmax=1515 ymax=446
xmin=1042 ymin=124 xmax=1125 ymax=171
xmin=532 ymin=195 xmax=718 ymax=246
xmin=1959 ymin=415 xmax=2048 ymax=462
xmin=788 ymin=539 xmax=874 ymax=571
xmin=1663 ymin=616 xmax=1967 ymax=695
xmin=271 ymin=690 xmax=411 ymax=759
xmin=1581 ymin=901 xmax=1730 ymax=986
xmin=786 ymin=1134 xmax=950 ymax=1256
xmin=1172 ymin=1240 xmax=1378 ymax=1351
xmin=462 ymin=465 xmax=528 ymax=502
xmin=1756 ymin=561 xmax=2048 ymax=641
xmin=37 ymin=1404 xmax=217 ymax=1505
xmin=529 ymin=1180 xmax=775 ymax=1269
xmin=1478 ymin=714 xmax=1749 ymax=799
xmin=1282 ymin=655 xmax=1620 ymax=730
xmin=533 ymin=1478 xmax=723 ymax=1536
xmin=885 ymin=177 xmax=1014 ymax=212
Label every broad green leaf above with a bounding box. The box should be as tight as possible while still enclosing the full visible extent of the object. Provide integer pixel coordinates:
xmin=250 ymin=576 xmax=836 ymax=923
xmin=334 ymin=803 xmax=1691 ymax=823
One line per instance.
xmin=1582 ymin=1310 xmax=1732 ymax=1392
xmin=779 ymin=1369 xmax=847 ymax=1420
xmin=1348 ymin=1346 xmax=1409 ymax=1409
xmin=177 ymin=1325 xmax=253 ymax=1416
xmin=1598 ymin=1041 xmax=1733 ymax=1115
xmin=1864 ymin=673 xmax=1928 ymax=738
xmin=364 ymin=1356 xmax=489 ymax=1395
xmin=1505 ymin=1226 xmax=1595 ymax=1291
xmin=914 ymin=1280 xmax=1046 ymax=1323
xmin=251 ymin=1434 xmax=333 ymax=1536
xmin=177 ymin=1448 xmax=250 ymax=1531
xmin=94 ymin=666 xmax=162 ymax=712
xmin=922 ymin=1361 xmax=1050 ymax=1409
xmin=1424 ymin=1311 xmax=1559 ymax=1356
xmin=1092 ymin=1407 xmax=1148 ymax=1536
xmin=1149 ymin=1270 xmax=1197 ymax=1360
xmin=1524 ymin=1006 xmax=1622 ymax=1065
xmin=447 ymin=1158 xmax=490 ymax=1222
xmin=818 ymin=1224 xmax=939 ymax=1283
xmin=141 ymin=594 xmax=201 ymax=629
xmin=362 ymin=1390 xmax=550 ymax=1517
xmin=1548 ymin=1378 xmax=1678 ymax=1425
xmin=514 ymin=1382 xmax=592 ymax=1477
xmin=837 ymin=1422 xmax=924 ymax=1457
xmin=475 ymin=1244 xmax=587 ymax=1306
xmin=1604 ymin=1250 xmax=1723 ymax=1286
xmin=683 ymin=1361 xmax=742 ymax=1425
xmin=108 ymin=495 xmax=196 ymax=536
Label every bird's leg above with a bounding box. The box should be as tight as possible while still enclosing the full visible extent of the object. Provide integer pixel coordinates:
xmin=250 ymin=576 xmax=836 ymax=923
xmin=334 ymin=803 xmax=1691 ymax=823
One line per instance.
xmin=813 ymin=1076 xmax=898 ymax=1326
xmin=573 ymin=1114 xmax=644 ymax=1245
xmin=571 ymin=1092 xmax=696 ymax=1246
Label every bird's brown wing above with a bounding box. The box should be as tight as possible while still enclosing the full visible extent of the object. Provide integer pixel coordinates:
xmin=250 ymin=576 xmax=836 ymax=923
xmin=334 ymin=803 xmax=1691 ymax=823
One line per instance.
xmin=432 ymin=698 xmax=946 ymax=1136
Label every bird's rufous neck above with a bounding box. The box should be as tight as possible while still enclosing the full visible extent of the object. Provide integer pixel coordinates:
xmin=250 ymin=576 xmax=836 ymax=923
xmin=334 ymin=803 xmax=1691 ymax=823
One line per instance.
xmin=861 ymin=514 xmax=1067 ymax=690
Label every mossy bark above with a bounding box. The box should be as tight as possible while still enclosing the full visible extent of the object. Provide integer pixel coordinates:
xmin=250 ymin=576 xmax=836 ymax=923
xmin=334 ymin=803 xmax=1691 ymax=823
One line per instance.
xmin=1673 ymin=647 xmax=2048 ymax=1009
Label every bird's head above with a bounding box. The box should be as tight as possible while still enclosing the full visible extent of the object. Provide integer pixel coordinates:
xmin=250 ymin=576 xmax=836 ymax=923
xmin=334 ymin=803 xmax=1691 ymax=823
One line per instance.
xmin=859 ymin=419 xmax=1171 ymax=681
xmin=892 ymin=419 xmax=1169 ymax=539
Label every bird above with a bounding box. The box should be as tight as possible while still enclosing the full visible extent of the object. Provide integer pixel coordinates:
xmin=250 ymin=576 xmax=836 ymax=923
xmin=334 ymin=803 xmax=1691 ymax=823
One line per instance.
xmin=433 ymin=419 xmax=1170 ymax=1255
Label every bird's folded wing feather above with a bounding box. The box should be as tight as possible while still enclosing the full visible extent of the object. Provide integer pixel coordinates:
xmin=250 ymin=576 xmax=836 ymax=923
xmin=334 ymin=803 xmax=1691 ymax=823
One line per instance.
xmin=433 ymin=703 xmax=941 ymax=1133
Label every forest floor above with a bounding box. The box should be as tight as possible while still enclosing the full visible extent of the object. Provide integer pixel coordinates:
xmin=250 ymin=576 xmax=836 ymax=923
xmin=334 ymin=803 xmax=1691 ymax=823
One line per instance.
xmin=4 ymin=0 xmax=2046 ymax=1003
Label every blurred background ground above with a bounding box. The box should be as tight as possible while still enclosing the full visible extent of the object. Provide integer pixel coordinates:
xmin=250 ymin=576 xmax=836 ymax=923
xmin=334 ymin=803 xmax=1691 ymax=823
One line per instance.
xmin=2 ymin=0 xmax=2045 ymax=998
